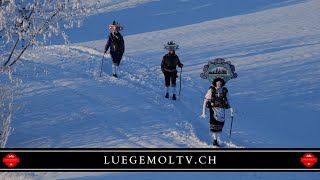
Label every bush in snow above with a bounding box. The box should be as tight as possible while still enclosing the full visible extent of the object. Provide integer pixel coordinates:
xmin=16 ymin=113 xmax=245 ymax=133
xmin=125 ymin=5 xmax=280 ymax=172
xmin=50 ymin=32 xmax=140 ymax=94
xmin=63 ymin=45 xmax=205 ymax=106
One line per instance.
xmin=0 ymin=86 xmax=15 ymax=148
xmin=0 ymin=0 xmax=97 ymax=147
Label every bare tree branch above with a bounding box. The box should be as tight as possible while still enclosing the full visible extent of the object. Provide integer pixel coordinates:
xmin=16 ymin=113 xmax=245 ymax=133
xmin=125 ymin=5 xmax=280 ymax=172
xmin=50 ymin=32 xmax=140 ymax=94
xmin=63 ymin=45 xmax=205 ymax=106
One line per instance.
xmin=2 ymin=38 xmax=19 ymax=67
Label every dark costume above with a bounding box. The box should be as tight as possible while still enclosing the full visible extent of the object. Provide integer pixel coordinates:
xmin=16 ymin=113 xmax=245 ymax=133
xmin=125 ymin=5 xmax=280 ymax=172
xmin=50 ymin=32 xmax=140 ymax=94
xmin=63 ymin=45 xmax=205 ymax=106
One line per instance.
xmin=104 ymin=31 xmax=125 ymax=66
xmin=161 ymin=52 xmax=183 ymax=87
xmin=161 ymin=51 xmax=183 ymax=100
xmin=201 ymin=78 xmax=233 ymax=146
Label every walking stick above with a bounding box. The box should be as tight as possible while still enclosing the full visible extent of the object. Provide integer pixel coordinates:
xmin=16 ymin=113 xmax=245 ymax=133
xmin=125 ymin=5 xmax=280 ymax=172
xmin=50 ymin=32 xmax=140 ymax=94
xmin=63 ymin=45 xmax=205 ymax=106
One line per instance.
xmin=229 ymin=116 xmax=234 ymax=139
xmin=99 ymin=53 xmax=105 ymax=77
xmin=179 ymin=67 xmax=182 ymax=98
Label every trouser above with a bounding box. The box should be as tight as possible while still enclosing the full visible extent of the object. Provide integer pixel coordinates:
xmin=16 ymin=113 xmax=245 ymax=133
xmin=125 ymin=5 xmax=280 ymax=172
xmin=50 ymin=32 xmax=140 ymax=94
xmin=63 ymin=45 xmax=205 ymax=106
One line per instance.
xmin=164 ymin=71 xmax=177 ymax=94
xmin=164 ymin=71 xmax=177 ymax=87
xmin=110 ymin=51 xmax=123 ymax=75
xmin=110 ymin=51 xmax=123 ymax=66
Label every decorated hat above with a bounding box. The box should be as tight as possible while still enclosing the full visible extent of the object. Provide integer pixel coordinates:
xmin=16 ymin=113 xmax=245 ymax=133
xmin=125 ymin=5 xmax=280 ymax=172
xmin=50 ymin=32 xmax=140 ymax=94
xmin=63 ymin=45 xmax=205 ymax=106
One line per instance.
xmin=164 ymin=41 xmax=179 ymax=51
xmin=109 ymin=20 xmax=124 ymax=31
xmin=200 ymin=58 xmax=238 ymax=85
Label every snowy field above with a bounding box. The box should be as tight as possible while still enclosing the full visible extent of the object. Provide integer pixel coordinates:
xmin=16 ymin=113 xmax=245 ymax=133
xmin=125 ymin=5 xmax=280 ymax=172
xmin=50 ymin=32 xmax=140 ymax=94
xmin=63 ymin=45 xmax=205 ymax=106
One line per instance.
xmin=1 ymin=0 xmax=320 ymax=179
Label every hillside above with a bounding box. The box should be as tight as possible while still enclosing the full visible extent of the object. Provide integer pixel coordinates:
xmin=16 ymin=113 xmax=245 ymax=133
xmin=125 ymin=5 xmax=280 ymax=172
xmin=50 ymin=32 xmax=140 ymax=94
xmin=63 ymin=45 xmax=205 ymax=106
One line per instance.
xmin=1 ymin=0 xmax=320 ymax=179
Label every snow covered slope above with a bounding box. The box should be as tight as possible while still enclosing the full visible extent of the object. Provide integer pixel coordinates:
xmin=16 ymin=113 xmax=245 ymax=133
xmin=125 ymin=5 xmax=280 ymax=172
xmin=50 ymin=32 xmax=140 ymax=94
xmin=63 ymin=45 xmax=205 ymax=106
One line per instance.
xmin=64 ymin=0 xmax=306 ymax=43
xmin=1 ymin=0 xmax=320 ymax=179
xmin=80 ymin=0 xmax=320 ymax=148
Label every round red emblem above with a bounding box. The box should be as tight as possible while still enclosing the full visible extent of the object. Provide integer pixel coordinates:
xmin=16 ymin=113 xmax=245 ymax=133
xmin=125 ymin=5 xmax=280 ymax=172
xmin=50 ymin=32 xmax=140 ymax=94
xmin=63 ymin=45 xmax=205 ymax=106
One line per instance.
xmin=300 ymin=153 xmax=318 ymax=168
xmin=3 ymin=153 xmax=20 ymax=168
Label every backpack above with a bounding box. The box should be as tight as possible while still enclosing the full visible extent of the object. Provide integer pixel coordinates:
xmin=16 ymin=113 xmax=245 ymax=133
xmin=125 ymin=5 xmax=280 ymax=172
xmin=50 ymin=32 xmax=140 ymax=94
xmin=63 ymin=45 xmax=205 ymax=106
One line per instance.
xmin=164 ymin=54 xmax=179 ymax=69
xmin=206 ymin=86 xmax=230 ymax=109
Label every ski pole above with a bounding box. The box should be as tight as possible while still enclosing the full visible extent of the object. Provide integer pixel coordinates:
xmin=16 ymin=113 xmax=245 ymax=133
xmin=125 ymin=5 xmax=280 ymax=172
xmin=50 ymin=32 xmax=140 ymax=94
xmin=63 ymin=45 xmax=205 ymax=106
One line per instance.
xmin=229 ymin=116 xmax=234 ymax=139
xmin=99 ymin=53 xmax=105 ymax=77
xmin=179 ymin=67 xmax=182 ymax=98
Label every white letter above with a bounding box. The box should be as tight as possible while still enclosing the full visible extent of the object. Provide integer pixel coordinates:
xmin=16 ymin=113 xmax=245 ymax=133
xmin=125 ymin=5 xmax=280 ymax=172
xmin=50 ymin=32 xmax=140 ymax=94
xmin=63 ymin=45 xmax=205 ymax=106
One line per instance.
xmin=104 ymin=156 xmax=110 ymax=164
xmin=122 ymin=156 xmax=128 ymax=164
xmin=158 ymin=156 xmax=167 ymax=164
xmin=168 ymin=156 xmax=175 ymax=164
xmin=147 ymin=156 xmax=156 ymax=164
xmin=185 ymin=156 xmax=193 ymax=164
xmin=139 ymin=156 xmax=145 ymax=164
xmin=112 ymin=156 xmax=120 ymax=164
xmin=199 ymin=156 xmax=206 ymax=165
xmin=129 ymin=156 xmax=137 ymax=164
xmin=176 ymin=156 xmax=184 ymax=164
xmin=208 ymin=156 xmax=216 ymax=165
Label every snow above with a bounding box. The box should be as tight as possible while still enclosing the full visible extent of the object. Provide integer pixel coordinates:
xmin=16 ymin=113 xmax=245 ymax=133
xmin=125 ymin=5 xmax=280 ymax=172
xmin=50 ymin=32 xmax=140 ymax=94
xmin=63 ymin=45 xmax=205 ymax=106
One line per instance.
xmin=63 ymin=0 xmax=307 ymax=44
xmin=1 ymin=0 xmax=320 ymax=179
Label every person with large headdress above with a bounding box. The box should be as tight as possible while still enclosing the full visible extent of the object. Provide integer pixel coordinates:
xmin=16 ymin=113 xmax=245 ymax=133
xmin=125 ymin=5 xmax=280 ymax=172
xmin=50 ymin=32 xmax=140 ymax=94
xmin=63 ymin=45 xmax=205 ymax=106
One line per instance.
xmin=201 ymin=78 xmax=234 ymax=147
xmin=104 ymin=21 xmax=125 ymax=77
xmin=161 ymin=41 xmax=183 ymax=100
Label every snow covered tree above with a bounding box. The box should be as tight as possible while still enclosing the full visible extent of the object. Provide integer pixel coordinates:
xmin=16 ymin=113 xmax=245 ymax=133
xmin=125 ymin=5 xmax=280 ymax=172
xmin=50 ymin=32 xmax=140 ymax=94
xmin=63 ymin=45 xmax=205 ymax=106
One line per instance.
xmin=0 ymin=86 xmax=14 ymax=148
xmin=0 ymin=0 xmax=96 ymax=68
xmin=0 ymin=0 xmax=98 ymax=147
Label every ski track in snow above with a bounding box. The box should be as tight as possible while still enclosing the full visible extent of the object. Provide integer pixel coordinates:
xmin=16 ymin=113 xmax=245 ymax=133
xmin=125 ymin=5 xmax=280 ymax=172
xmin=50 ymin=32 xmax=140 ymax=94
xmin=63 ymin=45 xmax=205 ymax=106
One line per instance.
xmin=12 ymin=44 xmax=241 ymax=149
xmin=4 ymin=44 xmax=243 ymax=180
xmin=7 ymin=0 xmax=320 ymax=152
xmin=78 ymin=0 xmax=320 ymax=148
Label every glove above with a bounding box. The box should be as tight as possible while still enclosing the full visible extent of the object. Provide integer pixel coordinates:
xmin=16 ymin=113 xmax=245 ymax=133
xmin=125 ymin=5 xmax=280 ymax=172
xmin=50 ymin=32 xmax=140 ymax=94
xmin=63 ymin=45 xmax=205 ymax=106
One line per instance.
xmin=205 ymin=101 xmax=211 ymax=108
xmin=180 ymin=64 xmax=184 ymax=68
xmin=200 ymin=113 xmax=206 ymax=119
xmin=230 ymin=108 xmax=234 ymax=117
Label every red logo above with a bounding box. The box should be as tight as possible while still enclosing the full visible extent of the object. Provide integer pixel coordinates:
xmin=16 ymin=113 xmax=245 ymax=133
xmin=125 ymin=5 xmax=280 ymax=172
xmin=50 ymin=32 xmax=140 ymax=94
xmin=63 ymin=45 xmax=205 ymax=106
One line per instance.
xmin=300 ymin=153 xmax=318 ymax=168
xmin=3 ymin=153 xmax=20 ymax=168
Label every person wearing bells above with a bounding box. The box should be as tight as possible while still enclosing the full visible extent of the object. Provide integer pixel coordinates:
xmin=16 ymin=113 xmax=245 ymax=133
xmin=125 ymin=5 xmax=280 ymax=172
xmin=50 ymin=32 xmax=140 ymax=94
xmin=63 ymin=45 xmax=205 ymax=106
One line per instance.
xmin=104 ymin=21 xmax=125 ymax=78
xmin=161 ymin=41 xmax=183 ymax=100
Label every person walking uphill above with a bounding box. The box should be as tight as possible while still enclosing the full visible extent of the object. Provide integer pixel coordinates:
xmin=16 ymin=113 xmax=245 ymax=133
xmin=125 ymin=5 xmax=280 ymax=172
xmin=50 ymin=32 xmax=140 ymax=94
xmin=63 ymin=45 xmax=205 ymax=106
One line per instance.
xmin=201 ymin=78 xmax=234 ymax=147
xmin=161 ymin=41 xmax=183 ymax=100
xmin=104 ymin=21 xmax=125 ymax=78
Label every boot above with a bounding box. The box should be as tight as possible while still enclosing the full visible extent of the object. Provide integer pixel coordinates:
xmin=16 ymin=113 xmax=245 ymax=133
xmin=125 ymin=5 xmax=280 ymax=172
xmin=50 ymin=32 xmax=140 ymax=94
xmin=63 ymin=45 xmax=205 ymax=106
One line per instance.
xmin=213 ymin=139 xmax=220 ymax=147
xmin=165 ymin=93 xmax=169 ymax=98
xmin=172 ymin=94 xmax=176 ymax=100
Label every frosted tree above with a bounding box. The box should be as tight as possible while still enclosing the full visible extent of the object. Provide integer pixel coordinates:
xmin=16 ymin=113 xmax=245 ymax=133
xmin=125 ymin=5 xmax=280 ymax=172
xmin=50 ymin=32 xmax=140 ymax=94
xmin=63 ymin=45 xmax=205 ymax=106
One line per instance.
xmin=0 ymin=0 xmax=97 ymax=147
xmin=0 ymin=86 xmax=14 ymax=148
xmin=0 ymin=0 xmax=96 ymax=68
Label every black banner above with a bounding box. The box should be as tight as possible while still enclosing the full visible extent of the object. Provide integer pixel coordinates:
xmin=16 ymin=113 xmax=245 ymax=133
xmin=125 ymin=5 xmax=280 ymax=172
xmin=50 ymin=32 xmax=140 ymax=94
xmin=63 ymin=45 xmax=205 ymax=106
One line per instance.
xmin=0 ymin=149 xmax=319 ymax=171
